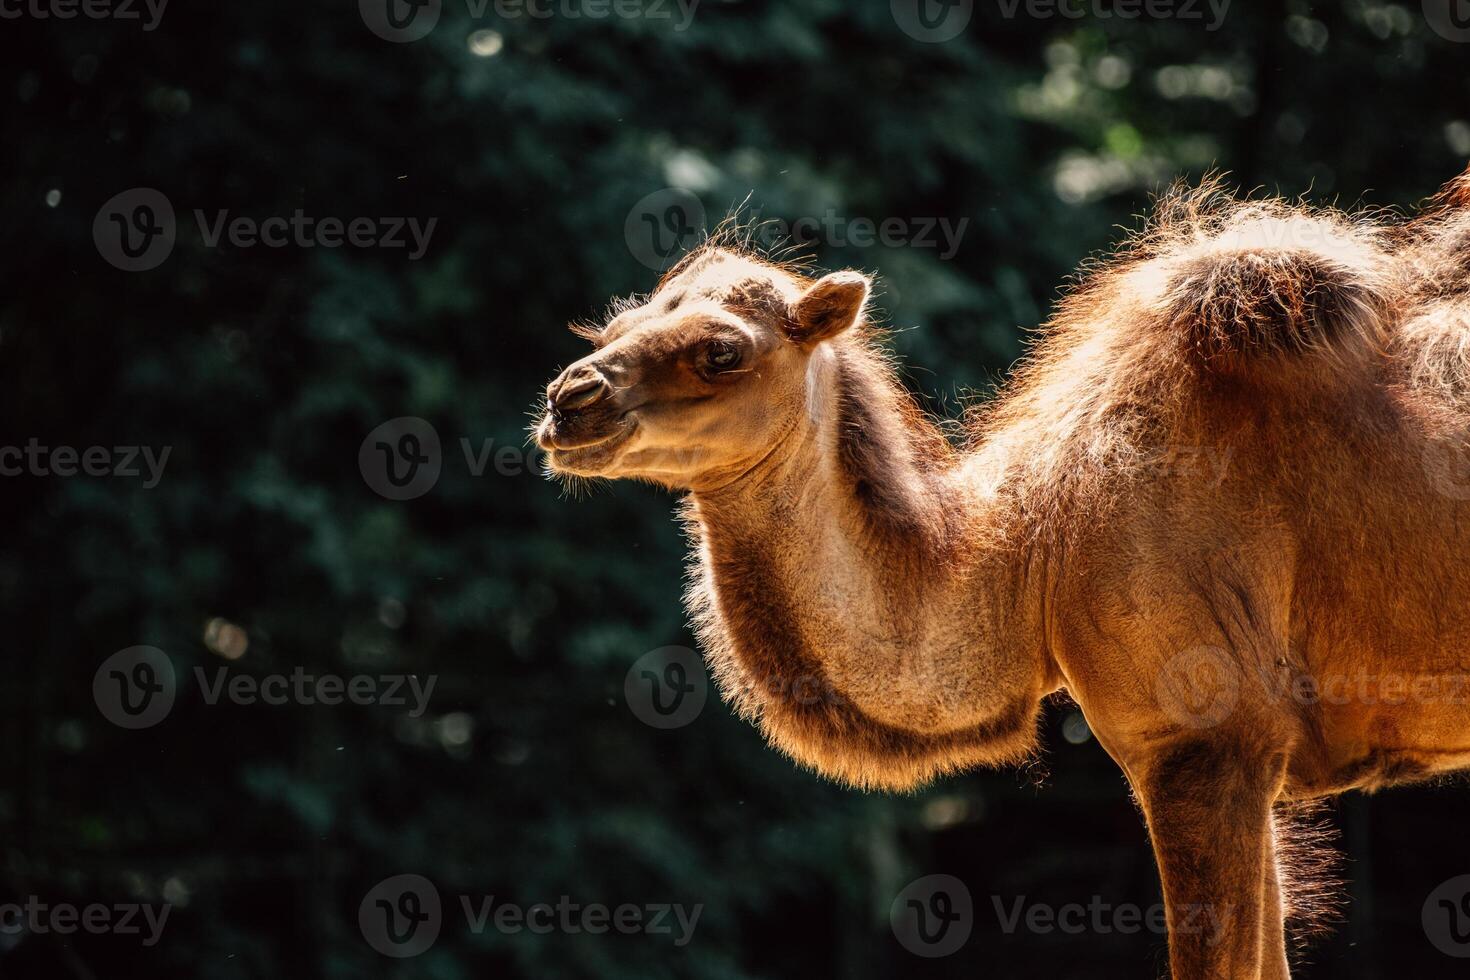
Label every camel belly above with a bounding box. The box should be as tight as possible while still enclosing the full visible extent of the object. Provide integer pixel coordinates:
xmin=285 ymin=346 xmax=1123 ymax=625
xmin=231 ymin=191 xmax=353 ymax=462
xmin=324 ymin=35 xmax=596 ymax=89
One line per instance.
xmin=1286 ymin=694 xmax=1470 ymax=796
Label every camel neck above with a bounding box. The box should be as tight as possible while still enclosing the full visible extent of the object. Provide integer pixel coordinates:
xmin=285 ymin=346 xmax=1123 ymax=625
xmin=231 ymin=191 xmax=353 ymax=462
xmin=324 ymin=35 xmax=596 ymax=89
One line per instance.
xmin=692 ymin=341 xmax=964 ymax=559
xmin=681 ymin=343 xmax=1053 ymax=787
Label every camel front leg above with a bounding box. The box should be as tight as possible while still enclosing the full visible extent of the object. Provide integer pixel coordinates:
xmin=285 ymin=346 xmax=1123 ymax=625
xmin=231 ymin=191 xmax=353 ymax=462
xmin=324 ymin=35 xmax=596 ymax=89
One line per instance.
xmin=1258 ymin=814 xmax=1291 ymax=980
xmin=1134 ymin=741 xmax=1287 ymax=979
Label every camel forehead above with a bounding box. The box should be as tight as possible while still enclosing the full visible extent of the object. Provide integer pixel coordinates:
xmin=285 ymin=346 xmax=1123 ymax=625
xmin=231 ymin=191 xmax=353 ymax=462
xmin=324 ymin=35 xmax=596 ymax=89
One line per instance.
xmin=654 ymin=248 xmax=806 ymax=307
xmin=601 ymin=249 xmax=804 ymax=346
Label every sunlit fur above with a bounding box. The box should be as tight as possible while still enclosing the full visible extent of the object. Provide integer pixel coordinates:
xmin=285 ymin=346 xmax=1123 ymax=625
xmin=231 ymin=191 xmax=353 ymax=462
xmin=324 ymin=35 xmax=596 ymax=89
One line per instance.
xmin=539 ymin=167 xmax=1470 ymax=978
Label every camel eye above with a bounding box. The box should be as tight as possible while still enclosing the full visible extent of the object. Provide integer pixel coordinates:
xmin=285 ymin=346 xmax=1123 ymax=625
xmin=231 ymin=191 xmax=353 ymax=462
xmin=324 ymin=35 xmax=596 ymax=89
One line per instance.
xmin=705 ymin=342 xmax=741 ymax=371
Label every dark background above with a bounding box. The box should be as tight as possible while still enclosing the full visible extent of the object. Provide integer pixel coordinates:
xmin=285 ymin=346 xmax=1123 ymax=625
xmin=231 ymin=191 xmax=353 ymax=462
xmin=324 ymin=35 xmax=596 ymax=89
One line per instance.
xmin=2 ymin=0 xmax=1469 ymax=976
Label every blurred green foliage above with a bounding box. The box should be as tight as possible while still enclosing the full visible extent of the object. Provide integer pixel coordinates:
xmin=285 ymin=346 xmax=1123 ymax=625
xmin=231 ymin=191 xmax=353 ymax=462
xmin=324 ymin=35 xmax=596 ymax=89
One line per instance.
xmin=1 ymin=0 xmax=1467 ymax=977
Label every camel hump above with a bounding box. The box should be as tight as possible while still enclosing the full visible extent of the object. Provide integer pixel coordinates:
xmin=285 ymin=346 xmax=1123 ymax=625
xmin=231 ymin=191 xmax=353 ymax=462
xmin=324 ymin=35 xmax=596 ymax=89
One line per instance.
xmin=1149 ymin=208 xmax=1392 ymax=374
xmin=1421 ymin=161 xmax=1470 ymax=215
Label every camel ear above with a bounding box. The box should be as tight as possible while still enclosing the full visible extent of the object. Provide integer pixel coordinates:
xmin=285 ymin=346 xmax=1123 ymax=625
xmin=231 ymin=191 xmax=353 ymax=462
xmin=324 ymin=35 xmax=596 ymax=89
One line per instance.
xmin=789 ymin=271 xmax=870 ymax=345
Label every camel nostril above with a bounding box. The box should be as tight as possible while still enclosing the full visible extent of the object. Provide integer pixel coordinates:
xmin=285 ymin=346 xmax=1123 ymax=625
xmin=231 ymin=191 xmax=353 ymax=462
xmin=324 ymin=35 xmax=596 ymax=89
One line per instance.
xmin=550 ymin=373 xmax=610 ymax=415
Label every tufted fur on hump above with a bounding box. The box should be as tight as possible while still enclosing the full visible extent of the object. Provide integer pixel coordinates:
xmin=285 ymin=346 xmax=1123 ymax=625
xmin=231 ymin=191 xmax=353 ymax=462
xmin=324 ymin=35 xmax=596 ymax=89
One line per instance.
xmin=1390 ymin=164 xmax=1470 ymax=400
xmin=1403 ymin=162 xmax=1470 ymax=299
xmin=1122 ymin=180 xmax=1397 ymax=378
xmin=964 ymin=178 xmax=1408 ymax=551
xmin=1417 ymin=160 xmax=1470 ymax=217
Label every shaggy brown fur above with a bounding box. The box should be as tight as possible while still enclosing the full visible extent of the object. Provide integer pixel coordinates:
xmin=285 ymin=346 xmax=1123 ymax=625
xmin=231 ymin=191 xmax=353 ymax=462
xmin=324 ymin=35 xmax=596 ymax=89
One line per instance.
xmin=537 ymin=165 xmax=1470 ymax=978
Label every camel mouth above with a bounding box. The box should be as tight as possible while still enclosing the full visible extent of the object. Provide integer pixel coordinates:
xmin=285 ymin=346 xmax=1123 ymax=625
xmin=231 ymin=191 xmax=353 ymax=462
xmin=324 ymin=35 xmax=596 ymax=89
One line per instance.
xmin=540 ymin=416 xmax=637 ymax=475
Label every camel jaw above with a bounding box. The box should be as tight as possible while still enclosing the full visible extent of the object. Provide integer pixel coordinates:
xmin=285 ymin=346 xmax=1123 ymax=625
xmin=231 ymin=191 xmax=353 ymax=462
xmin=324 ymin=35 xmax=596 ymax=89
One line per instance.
xmin=539 ymin=417 xmax=637 ymax=477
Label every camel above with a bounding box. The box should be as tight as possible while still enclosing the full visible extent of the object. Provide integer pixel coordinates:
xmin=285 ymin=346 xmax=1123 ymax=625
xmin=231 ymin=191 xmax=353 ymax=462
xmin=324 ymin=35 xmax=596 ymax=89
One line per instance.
xmin=535 ymin=165 xmax=1470 ymax=978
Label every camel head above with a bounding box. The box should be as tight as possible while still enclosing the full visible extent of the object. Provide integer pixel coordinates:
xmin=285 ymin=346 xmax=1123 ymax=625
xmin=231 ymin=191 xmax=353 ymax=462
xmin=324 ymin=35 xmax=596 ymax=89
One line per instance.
xmin=536 ymin=247 xmax=870 ymax=490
